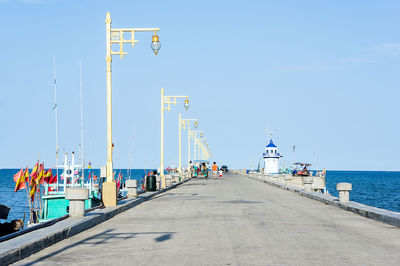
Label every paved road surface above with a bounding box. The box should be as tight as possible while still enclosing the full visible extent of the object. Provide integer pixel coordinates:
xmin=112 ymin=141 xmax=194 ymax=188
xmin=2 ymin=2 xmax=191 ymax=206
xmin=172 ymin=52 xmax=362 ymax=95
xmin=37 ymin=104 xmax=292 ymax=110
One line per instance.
xmin=15 ymin=174 xmax=400 ymax=265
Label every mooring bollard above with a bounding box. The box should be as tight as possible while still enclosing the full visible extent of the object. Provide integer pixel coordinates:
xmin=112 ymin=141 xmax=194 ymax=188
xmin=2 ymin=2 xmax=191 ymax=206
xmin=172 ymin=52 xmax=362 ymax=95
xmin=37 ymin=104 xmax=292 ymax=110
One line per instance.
xmin=336 ymin=183 xmax=352 ymax=202
xmin=303 ymin=177 xmax=313 ymax=191
xmin=126 ymin=179 xmax=138 ymax=198
xmin=166 ymin=174 xmax=172 ymax=187
xmin=284 ymin=175 xmax=292 ymax=186
xmin=65 ymin=187 xmax=89 ymax=218
xmin=156 ymin=175 xmax=161 ymax=190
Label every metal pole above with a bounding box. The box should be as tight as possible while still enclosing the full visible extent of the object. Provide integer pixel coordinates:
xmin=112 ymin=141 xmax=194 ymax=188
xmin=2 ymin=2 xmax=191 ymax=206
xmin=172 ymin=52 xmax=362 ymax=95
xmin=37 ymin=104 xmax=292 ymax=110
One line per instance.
xmin=197 ymin=140 xmax=200 ymax=160
xmin=178 ymin=113 xmax=182 ymax=174
xmin=105 ymin=12 xmax=113 ymax=183
xmin=53 ymin=57 xmax=59 ymax=191
xmin=160 ymin=88 xmax=165 ymax=189
xmin=79 ymin=59 xmax=84 ymax=184
xmin=193 ymin=134 xmax=196 ymax=161
xmin=188 ymin=127 xmax=191 ymax=167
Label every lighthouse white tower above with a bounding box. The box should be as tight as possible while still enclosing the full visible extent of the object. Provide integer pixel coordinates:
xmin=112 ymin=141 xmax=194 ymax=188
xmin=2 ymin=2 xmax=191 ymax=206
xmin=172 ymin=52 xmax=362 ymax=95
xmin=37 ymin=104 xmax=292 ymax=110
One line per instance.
xmin=263 ymin=139 xmax=281 ymax=174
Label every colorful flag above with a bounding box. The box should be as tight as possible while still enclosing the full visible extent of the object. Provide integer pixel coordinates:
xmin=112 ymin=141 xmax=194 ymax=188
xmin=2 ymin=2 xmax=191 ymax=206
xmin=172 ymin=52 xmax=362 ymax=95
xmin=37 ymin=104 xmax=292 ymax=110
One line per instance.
xmin=30 ymin=162 xmax=39 ymax=185
xmin=43 ymin=169 xmax=53 ymax=183
xmin=116 ymin=171 xmax=122 ymax=189
xmin=88 ymin=161 xmax=91 ymax=169
xmin=24 ymin=167 xmax=29 ymax=184
xmin=47 ymin=173 xmax=57 ymax=192
xmin=29 ymin=183 xmax=36 ymax=201
xmin=52 ymin=174 xmax=58 ymax=184
xmin=36 ymin=163 xmax=45 ymax=185
xmin=14 ymin=169 xmax=26 ymax=192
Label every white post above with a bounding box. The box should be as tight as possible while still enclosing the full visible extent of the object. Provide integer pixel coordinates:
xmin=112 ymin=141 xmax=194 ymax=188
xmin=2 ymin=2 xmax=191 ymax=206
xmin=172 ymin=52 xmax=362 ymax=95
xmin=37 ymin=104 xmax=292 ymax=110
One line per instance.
xmin=193 ymin=134 xmax=197 ymax=161
xmin=179 ymin=113 xmax=182 ymax=174
xmin=160 ymin=88 xmax=165 ymax=189
xmin=71 ymin=152 xmax=75 ymax=186
xmin=63 ymin=153 xmax=67 ymax=192
xmin=105 ymin=12 xmax=113 ymax=183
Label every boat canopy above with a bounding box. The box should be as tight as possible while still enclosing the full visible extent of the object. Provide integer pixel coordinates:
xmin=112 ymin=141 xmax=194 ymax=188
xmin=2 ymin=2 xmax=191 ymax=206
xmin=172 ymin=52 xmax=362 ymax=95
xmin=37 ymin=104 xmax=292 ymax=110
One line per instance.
xmin=293 ymin=162 xmax=312 ymax=166
xmin=193 ymin=160 xmax=210 ymax=164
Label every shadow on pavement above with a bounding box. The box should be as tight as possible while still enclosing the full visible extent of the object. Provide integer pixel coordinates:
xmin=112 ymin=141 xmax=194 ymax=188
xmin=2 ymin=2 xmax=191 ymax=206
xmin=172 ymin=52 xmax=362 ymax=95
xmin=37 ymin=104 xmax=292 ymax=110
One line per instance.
xmin=23 ymin=229 xmax=176 ymax=265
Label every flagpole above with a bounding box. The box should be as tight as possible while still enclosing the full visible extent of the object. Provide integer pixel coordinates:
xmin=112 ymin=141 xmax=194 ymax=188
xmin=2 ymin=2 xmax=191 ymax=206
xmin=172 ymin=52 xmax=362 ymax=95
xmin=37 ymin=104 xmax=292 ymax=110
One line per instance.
xmin=53 ymin=57 xmax=59 ymax=192
xmin=24 ymin=167 xmax=31 ymax=224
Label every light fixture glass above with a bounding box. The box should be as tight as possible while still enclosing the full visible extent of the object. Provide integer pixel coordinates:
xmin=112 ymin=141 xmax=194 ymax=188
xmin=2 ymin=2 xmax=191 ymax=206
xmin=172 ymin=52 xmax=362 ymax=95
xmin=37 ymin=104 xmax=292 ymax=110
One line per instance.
xmin=184 ymin=98 xmax=189 ymax=110
xmin=151 ymin=34 xmax=161 ymax=55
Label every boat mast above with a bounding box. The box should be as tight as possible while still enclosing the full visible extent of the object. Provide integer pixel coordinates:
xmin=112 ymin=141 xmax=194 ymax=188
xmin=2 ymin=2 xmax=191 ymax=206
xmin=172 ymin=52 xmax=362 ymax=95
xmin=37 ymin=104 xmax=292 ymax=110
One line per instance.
xmin=79 ymin=59 xmax=84 ymax=182
xmin=53 ymin=57 xmax=59 ymax=189
xmin=128 ymin=134 xmax=132 ymax=179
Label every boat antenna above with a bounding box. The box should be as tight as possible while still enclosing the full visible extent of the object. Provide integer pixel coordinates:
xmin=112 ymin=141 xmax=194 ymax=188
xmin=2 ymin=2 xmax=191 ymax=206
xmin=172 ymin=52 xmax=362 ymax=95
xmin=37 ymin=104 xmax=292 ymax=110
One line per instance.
xmin=53 ymin=56 xmax=59 ymax=188
xmin=79 ymin=58 xmax=84 ymax=181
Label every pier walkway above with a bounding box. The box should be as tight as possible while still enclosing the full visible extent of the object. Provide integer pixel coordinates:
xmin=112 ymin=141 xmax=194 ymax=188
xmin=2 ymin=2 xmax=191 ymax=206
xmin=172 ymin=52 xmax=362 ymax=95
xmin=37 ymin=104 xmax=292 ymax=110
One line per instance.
xmin=15 ymin=174 xmax=400 ymax=265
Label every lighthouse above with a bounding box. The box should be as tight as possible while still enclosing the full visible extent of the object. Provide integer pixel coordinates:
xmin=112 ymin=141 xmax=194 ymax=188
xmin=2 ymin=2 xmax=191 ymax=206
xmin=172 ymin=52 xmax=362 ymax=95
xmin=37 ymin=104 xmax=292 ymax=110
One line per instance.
xmin=263 ymin=139 xmax=281 ymax=174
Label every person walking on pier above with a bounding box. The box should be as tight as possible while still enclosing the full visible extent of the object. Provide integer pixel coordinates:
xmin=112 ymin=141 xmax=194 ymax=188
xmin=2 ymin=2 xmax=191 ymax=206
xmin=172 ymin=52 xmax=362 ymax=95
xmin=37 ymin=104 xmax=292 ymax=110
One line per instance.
xmin=189 ymin=161 xmax=194 ymax=178
xmin=212 ymin=162 xmax=218 ymax=178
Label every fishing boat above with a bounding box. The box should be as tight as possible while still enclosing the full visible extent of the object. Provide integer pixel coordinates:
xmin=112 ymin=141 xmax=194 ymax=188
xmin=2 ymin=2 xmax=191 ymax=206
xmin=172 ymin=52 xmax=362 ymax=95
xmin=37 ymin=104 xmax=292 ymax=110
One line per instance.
xmin=40 ymin=152 xmax=101 ymax=223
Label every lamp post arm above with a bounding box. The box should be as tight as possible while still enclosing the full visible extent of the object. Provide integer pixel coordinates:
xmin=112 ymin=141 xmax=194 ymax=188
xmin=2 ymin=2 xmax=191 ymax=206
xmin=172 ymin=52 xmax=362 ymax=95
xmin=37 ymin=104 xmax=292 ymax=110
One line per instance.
xmin=112 ymin=27 xmax=160 ymax=32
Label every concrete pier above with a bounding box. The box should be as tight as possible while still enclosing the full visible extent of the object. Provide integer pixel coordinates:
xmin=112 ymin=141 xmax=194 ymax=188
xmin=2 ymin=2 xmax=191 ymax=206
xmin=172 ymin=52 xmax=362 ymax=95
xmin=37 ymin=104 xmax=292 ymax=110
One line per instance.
xmin=13 ymin=173 xmax=400 ymax=265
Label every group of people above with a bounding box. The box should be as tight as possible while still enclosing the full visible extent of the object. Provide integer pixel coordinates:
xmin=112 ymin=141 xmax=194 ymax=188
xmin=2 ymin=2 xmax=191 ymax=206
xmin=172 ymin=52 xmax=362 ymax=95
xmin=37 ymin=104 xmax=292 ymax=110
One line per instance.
xmin=212 ymin=162 xmax=223 ymax=179
xmin=189 ymin=161 xmax=223 ymax=179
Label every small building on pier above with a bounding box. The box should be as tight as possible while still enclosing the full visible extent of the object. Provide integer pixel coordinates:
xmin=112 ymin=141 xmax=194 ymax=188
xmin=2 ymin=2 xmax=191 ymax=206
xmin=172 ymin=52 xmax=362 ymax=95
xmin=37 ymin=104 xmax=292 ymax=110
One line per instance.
xmin=263 ymin=140 xmax=282 ymax=174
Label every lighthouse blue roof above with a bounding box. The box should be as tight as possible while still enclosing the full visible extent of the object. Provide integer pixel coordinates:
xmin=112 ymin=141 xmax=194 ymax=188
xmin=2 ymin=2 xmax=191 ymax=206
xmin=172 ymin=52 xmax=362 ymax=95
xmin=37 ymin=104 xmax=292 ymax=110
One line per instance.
xmin=266 ymin=140 xmax=277 ymax=148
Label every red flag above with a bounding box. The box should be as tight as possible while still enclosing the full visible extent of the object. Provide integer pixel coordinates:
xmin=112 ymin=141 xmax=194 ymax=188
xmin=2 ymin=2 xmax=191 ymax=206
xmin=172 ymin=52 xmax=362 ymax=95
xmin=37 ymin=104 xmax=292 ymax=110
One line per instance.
xmin=36 ymin=163 xmax=45 ymax=185
xmin=44 ymin=169 xmax=54 ymax=183
xmin=29 ymin=183 xmax=36 ymax=201
xmin=30 ymin=162 xmax=39 ymax=185
xmin=13 ymin=169 xmax=22 ymax=182
xmin=50 ymin=174 xmax=57 ymax=184
xmin=14 ymin=169 xmax=26 ymax=192
xmin=24 ymin=167 xmax=29 ymax=184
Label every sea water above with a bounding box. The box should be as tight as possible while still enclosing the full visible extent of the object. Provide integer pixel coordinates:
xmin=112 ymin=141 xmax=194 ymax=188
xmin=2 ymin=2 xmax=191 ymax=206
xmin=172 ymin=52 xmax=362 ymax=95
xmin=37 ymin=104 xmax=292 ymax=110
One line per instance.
xmin=0 ymin=168 xmax=153 ymax=224
xmin=325 ymin=171 xmax=400 ymax=212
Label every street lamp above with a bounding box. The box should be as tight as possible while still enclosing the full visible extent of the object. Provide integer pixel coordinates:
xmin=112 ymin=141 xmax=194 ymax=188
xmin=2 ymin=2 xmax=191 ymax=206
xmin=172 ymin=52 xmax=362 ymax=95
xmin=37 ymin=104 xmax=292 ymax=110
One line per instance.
xmin=194 ymin=133 xmax=203 ymax=161
xmin=188 ymin=123 xmax=198 ymax=168
xmin=191 ymin=131 xmax=202 ymax=161
xmin=160 ymin=88 xmax=189 ymax=189
xmin=179 ymin=114 xmax=198 ymax=175
xmin=151 ymin=34 xmax=161 ymax=55
xmin=201 ymin=138 xmax=207 ymax=160
xmin=104 ymin=12 xmax=160 ymax=207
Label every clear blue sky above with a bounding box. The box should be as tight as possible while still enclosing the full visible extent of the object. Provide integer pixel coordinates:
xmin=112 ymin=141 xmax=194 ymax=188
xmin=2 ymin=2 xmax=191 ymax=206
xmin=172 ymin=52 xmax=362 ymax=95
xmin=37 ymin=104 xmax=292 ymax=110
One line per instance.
xmin=1 ymin=0 xmax=400 ymax=170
